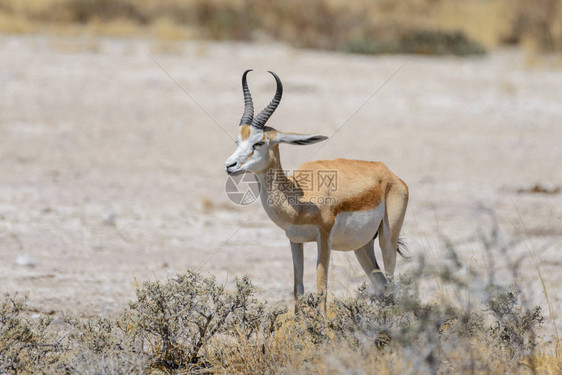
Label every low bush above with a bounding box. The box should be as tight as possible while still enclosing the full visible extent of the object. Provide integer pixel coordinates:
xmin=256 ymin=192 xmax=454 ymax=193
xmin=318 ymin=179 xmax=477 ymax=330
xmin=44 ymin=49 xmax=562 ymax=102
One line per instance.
xmin=0 ymin=241 xmax=558 ymax=374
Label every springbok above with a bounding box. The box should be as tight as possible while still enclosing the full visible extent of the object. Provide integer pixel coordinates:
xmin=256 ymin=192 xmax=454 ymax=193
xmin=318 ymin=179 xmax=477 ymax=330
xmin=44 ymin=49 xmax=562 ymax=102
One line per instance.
xmin=225 ymin=70 xmax=408 ymax=311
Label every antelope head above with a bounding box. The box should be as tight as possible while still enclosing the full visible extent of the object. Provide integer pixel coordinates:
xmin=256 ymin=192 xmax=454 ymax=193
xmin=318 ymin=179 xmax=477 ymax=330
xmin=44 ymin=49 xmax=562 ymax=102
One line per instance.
xmin=225 ymin=70 xmax=327 ymax=176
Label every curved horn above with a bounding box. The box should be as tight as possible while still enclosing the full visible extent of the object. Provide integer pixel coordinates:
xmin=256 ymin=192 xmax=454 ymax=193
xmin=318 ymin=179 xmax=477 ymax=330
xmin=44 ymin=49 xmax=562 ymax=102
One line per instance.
xmin=239 ymin=69 xmax=254 ymax=126
xmin=251 ymin=71 xmax=283 ymax=129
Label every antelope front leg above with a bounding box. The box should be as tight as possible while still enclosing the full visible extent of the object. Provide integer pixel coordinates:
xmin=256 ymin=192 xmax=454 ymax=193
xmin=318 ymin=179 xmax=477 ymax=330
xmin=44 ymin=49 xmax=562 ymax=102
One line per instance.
xmin=316 ymin=233 xmax=331 ymax=313
xmin=290 ymin=241 xmax=304 ymax=302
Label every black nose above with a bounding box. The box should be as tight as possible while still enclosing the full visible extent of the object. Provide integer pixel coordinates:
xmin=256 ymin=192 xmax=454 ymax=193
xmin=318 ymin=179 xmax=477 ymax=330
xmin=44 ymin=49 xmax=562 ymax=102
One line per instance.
xmin=226 ymin=161 xmax=237 ymax=169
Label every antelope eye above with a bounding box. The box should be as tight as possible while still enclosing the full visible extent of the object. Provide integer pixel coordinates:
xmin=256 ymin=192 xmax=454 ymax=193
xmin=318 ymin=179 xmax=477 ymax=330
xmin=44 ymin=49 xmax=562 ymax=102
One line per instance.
xmin=253 ymin=142 xmax=265 ymax=149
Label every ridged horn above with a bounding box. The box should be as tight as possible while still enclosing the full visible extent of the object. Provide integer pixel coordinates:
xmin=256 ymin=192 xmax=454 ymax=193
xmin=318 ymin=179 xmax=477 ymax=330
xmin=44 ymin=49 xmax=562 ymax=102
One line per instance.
xmin=251 ymin=71 xmax=283 ymax=129
xmin=239 ymin=69 xmax=254 ymax=126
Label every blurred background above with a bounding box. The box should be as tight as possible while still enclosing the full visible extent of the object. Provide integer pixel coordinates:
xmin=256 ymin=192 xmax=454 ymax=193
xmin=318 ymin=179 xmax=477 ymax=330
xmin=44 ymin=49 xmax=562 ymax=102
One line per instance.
xmin=1 ymin=0 xmax=561 ymax=57
xmin=0 ymin=0 xmax=561 ymax=347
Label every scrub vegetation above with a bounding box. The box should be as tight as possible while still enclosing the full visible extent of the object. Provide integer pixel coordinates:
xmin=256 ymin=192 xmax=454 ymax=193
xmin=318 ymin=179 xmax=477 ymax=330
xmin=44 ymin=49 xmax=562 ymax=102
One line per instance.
xmin=1 ymin=239 xmax=559 ymax=374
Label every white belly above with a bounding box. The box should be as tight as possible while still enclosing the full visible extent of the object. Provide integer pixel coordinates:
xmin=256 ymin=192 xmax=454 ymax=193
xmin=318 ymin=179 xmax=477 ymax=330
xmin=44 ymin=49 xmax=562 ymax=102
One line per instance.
xmin=283 ymin=202 xmax=385 ymax=251
xmin=330 ymin=202 xmax=385 ymax=251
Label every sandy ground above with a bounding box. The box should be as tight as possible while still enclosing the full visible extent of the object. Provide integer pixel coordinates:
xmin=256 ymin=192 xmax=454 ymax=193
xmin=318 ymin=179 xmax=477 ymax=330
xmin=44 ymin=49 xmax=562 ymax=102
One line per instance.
xmin=1 ymin=35 xmax=561 ymax=343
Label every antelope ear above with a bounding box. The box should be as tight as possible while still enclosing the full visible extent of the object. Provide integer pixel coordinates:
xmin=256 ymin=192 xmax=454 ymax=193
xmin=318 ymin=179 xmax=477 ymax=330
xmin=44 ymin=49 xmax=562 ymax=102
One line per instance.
xmin=274 ymin=132 xmax=328 ymax=145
